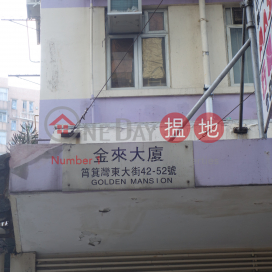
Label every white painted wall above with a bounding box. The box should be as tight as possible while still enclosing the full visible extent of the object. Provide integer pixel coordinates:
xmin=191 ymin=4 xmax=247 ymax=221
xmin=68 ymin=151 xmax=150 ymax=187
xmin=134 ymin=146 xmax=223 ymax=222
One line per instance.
xmin=41 ymin=8 xmax=90 ymax=100
xmin=40 ymin=4 xmax=254 ymax=100
xmin=169 ymin=5 xmax=204 ymax=89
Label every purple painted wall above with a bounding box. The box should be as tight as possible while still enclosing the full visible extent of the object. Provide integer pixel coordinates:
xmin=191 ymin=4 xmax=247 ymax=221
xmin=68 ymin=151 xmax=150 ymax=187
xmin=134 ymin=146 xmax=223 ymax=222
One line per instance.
xmin=9 ymin=145 xmax=63 ymax=192
xmin=41 ymin=0 xmax=240 ymax=8
xmin=193 ymin=138 xmax=272 ymax=186
xmin=39 ymin=94 xmax=257 ymax=140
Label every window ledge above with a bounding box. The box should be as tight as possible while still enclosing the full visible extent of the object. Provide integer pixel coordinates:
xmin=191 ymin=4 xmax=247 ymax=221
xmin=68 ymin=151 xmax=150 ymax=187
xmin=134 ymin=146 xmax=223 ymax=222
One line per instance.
xmin=95 ymin=86 xmax=255 ymax=98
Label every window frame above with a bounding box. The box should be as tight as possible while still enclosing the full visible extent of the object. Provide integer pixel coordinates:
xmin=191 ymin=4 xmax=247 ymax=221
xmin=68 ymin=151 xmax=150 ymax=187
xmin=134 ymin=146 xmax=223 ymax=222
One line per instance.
xmin=107 ymin=35 xmax=139 ymax=90
xmin=106 ymin=9 xmax=170 ymax=90
xmin=22 ymin=122 xmax=27 ymax=132
xmin=0 ymin=111 xmax=7 ymax=123
xmin=144 ymin=9 xmax=168 ymax=34
xmin=225 ymin=7 xmax=254 ymax=86
xmin=138 ymin=34 xmax=170 ymax=89
xmin=29 ymin=101 xmax=34 ymax=112
xmin=0 ymin=131 xmax=7 ymax=145
xmin=11 ymin=120 xmax=16 ymax=131
xmin=0 ymin=88 xmax=8 ymax=101
xmin=23 ymin=100 xmax=27 ymax=111
xmin=11 ymin=99 xmax=17 ymax=110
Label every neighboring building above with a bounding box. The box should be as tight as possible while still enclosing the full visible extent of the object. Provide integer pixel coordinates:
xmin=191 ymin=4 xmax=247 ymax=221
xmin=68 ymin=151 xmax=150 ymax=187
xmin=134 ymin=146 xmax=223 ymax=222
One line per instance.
xmin=5 ymin=0 xmax=272 ymax=271
xmin=0 ymin=77 xmax=40 ymax=155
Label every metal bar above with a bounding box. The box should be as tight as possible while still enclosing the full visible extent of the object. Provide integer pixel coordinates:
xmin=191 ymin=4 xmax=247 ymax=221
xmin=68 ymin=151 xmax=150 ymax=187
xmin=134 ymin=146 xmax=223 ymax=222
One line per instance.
xmin=245 ymin=1 xmax=265 ymax=138
xmin=36 ymin=265 xmax=272 ymax=272
xmin=8 ymin=75 xmax=40 ymax=77
xmin=186 ymin=39 xmax=251 ymax=122
xmin=239 ymin=6 xmax=246 ymax=131
xmin=1 ymin=19 xmax=36 ymax=21
xmin=36 ymin=257 xmax=272 ymax=268
xmin=37 ymin=251 xmax=272 ymax=262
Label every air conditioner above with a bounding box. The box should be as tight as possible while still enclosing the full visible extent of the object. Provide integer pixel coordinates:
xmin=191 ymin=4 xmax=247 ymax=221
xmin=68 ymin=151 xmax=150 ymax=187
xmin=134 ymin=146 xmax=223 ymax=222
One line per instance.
xmin=107 ymin=0 xmax=142 ymax=34
xmin=26 ymin=0 xmax=40 ymax=19
xmin=27 ymin=0 xmax=39 ymax=3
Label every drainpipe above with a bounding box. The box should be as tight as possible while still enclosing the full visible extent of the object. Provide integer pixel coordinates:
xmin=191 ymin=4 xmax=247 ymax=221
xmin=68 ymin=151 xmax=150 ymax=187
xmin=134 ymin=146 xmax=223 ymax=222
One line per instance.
xmin=199 ymin=0 xmax=213 ymax=113
xmin=90 ymin=2 xmax=95 ymax=123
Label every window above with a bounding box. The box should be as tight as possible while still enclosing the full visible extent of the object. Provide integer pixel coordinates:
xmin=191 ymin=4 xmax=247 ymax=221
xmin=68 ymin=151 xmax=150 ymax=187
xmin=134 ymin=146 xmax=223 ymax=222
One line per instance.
xmin=0 ymin=111 xmax=7 ymax=123
xmin=12 ymin=99 xmax=17 ymax=110
xmin=11 ymin=120 xmax=16 ymax=131
xmin=23 ymin=101 xmax=27 ymax=111
xmin=0 ymin=88 xmax=8 ymax=101
xmin=110 ymin=0 xmax=140 ymax=13
xmin=225 ymin=7 xmax=254 ymax=85
xmin=29 ymin=101 xmax=34 ymax=112
xmin=22 ymin=121 xmax=26 ymax=132
xmin=107 ymin=10 xmax=169 ymax=89
xmin=0 ymin=131 xmax=6 ymax=145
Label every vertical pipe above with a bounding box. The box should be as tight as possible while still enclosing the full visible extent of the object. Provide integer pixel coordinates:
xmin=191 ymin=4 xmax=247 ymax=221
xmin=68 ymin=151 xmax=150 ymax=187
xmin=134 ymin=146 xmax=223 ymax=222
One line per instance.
xmin=239 ymin=7 xmax=246 ymax=131
xmin=90 ymin=2 xmax=95 ymax=123
xmin=245 ymin=2 xmax=265 ymax=138
xmin=199 ymin=0 xmax=213 ymax=113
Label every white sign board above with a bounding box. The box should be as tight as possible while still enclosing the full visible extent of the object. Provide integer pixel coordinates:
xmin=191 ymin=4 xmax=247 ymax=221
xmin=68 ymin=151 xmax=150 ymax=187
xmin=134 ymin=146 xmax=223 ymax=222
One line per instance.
xmin=255 ymin=0 xmax=272 ymax=131
xmin=62 ymin=142 xmax=195 ymax=191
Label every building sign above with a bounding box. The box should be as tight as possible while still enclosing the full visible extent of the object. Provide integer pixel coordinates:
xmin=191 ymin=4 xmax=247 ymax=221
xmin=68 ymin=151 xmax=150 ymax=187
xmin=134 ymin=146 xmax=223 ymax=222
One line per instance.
xmin=62 ymin=142 xmax=195 ymax=191
xmin=255 ymin=0 xmax=272 ymax=131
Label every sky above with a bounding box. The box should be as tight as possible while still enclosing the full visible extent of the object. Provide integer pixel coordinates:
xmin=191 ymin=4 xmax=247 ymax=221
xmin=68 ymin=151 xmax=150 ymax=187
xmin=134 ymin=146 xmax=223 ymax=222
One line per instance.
xmin=0 ymin=0 xmax=40 ymax=90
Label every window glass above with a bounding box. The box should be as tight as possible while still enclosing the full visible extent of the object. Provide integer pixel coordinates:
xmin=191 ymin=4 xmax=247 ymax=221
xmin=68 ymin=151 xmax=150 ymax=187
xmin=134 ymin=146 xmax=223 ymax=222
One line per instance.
xmin=0 ymin=111 xmax=7 ymax=122
xmin=111 ymin=0 xmax=139 ymax=12
xmin=225 ymin=8 xmax=232 ymax=25
xmin=111 ymin=38 xmax=134 ymax=88
xmin=148 ymin=12 xmax=164 ymax=31
xmin=11 ymin=120 xmax=16 ymax=131
xmin=12 ymin=100 xmax=17 ymax=110
xmin=23 ymin=101 xmax=27 ymax=111
xmin=0 ymin=131 xmax=6 ymax=145
xmin=107 ymin=10 xmax=168 ymax=89
xmin=0 ymin=88 xmax=8 ymax=101
xmin=22 ymin=122 xmax=26 ymax=132
xmin=232 ymin=8 xmax=243 ymax=24
xmin=230 ymin=28 xmax=253 ymax=84
xmin=29 ymin=101 xmax=34 ymax=112
xmin=142 ymin=37 xmax=166 ymax=87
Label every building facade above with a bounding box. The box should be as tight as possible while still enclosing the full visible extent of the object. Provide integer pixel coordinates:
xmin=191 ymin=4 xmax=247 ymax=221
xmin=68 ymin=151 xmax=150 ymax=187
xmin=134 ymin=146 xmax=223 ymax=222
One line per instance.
xmin=0 ymin=77 xmax=39 ymax=155
xmin=5 ymin=0 xmax=272 ymax=271
xmin=39 ymin=0 xmax=264 ymax=141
